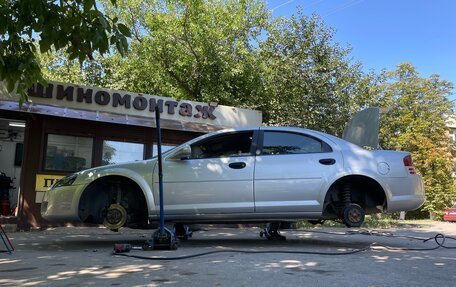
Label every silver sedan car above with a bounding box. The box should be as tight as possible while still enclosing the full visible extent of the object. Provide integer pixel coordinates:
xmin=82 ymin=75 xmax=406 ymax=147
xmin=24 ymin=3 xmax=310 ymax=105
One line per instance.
xmin=41 ymin=126 xmax=425 ymax=234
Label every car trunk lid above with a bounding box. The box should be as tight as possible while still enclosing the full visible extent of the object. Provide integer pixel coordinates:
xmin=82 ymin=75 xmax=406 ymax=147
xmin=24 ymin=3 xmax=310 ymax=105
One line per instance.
xmin=342 ymin=107 xmax=380 ymax=149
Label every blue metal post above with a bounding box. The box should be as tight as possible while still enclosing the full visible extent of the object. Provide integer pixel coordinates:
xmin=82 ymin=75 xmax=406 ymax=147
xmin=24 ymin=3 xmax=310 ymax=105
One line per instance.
xmin=155 ymin=106 xmax=165 ymax=233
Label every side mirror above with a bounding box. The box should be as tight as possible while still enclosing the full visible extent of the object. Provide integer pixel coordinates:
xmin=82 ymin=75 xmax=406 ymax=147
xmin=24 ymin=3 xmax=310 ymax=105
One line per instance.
xmin=180 ymin=146 xmax=192 ymax=160
xmin=171 ymin=145 xmax=192 ymax=160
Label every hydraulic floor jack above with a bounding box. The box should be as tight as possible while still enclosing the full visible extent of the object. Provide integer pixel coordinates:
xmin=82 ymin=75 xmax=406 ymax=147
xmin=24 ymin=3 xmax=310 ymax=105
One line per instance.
xmin=114 ymin=107 xmax=180 ymax=253
xmin=142 ymin=106 xmax=179 ymax=250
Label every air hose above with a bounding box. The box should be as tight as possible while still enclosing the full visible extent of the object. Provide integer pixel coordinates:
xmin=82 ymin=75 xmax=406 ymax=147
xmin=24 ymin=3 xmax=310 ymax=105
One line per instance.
xmin=112 ymin=230 xmax=456 ymax=261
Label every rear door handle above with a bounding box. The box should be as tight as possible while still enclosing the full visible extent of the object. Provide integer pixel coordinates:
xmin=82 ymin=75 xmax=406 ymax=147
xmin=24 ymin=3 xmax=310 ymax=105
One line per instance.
xmin=229 ymin=162 xmax=246 ymax=169
xmin=319 ymin=158 xmax=336 ymax=165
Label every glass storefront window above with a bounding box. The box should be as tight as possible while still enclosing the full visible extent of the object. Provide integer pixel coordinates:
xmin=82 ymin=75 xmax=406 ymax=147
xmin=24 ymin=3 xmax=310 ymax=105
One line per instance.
xmin=45 ymin=134 xmax=93 ymax=172
xmin=102 ymin=141 xmax=145 ymax=165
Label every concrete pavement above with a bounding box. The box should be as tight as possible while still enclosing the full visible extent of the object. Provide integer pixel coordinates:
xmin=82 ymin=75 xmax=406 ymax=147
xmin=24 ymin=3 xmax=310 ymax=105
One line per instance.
xmin=1 ymin=222 xmax=455 ymax=286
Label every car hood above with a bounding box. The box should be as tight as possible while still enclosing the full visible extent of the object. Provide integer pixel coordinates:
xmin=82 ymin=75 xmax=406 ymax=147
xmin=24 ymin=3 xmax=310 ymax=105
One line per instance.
xmin=342 ymin=107 xmax=380 ymax=149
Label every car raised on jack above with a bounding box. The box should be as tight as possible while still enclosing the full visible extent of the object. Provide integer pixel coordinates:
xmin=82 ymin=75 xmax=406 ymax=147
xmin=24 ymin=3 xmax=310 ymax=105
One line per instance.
xmin=41 ymin=125 xmax=425 ymax=233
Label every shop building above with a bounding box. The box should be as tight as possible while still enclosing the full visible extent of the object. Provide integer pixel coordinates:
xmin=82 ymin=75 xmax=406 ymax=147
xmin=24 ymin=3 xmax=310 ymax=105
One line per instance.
xmin=0 ymin=81 xmax=262 ymax=230
xmin=447 ymin=115 xmax=456 ymax=177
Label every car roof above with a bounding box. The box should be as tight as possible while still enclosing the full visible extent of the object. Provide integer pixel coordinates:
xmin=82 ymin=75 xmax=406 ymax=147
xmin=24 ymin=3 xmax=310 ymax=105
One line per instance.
xmin=166 ymin=126 xmax=364 ymax=157
xmin=259 ymin=126 xmax=353 ymax=147
xmin=208 ymin=126 xmax=351 ymax=147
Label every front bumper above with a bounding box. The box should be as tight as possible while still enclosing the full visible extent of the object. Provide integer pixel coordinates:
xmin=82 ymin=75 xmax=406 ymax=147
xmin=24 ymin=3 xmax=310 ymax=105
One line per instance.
xmin=40 ymin=184 xmax=87 ymax=222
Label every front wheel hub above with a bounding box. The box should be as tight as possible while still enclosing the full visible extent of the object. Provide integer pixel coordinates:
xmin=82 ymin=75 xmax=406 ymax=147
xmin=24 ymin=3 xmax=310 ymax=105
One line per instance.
xmin=103 ymin=203 xmax=127 ymax=230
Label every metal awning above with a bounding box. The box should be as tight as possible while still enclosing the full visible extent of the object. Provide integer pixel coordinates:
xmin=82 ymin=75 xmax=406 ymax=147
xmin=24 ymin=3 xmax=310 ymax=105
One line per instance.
xmin=0 ymin=100 xmax=231 ymax=132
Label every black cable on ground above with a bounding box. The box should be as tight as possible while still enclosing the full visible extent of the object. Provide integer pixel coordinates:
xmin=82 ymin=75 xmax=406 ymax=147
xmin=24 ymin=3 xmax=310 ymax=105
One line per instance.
xmin=112 ymin=231 xmax=456 ymax=261
xmin=302 ymin=229 xmax=429 ymax=241
xmin=294 ymin=228 xmax=456 ymax=248
xmin=113 ymin=247 xmax=369 ymax=260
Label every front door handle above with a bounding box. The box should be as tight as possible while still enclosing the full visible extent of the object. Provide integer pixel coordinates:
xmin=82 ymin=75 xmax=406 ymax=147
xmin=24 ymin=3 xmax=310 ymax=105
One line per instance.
xmin=319 ymin=158 xmax=336 ymax=165
xmin=229 ymin=162 xmax=246 ymax=169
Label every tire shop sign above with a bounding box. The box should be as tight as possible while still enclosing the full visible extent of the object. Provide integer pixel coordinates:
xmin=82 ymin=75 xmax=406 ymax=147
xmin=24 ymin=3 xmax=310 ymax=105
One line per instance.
xmin=0 ymin=81 xmax=262 ymax=130
xmin=28 ymin=83 xmax=216 ymax=120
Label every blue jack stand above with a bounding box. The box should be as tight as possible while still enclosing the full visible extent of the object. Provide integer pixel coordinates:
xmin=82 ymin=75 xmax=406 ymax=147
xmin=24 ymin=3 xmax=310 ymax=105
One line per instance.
xmin=143 ymin=106 xmax=179 ymax=251
xmin=174 ymin=223 xmax=193 ymax=240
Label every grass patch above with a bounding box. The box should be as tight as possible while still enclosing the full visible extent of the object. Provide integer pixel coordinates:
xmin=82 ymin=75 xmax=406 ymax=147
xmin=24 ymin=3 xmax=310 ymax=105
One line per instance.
xmin=296 ymin=215 xmax=401 ymax=229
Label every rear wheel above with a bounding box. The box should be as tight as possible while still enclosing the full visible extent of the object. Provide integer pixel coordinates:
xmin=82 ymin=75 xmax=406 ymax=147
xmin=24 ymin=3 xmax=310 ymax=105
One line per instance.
xmin=342 ymin=203 xmax=365 ymax=227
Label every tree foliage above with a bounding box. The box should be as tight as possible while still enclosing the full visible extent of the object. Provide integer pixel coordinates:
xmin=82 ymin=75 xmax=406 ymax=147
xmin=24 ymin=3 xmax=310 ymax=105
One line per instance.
xmin=259 ymin=12 xmax=377 ymax=135
xmin=39 ymin=48 xmax=107 ymax=87
xmin=373 ymin=63 xmax=456 ymax=218
xmin=0 ymin=0 xmax=131 ymax=105
xmin=97 ymin=0 xmax=269 ymax=106
xmin=40 ymin=1 xmax=375 ymax=136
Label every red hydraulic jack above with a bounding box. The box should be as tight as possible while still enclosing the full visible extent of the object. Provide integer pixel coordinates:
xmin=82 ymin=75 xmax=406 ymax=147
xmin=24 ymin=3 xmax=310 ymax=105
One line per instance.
xmin=143 ymin=106 xmax=178 ymax=250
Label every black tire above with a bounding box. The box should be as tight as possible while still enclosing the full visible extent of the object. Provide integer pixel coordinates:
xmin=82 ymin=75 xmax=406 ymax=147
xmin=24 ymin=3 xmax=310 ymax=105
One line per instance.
xmin=342 ymin=203 xmax=365 ymax=228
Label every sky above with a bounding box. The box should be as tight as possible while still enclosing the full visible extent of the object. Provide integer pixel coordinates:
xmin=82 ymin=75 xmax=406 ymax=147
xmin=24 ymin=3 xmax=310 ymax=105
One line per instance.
xmin=266 ymin=0 xmax=456 ymax=103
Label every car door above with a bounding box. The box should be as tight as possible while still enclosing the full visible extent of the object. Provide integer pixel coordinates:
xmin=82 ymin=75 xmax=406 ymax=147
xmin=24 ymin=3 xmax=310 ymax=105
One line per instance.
xmin=155 ymin=130 xmax=257 ymax=215
xmin=254 ymin=129 xmax=342 ymax=213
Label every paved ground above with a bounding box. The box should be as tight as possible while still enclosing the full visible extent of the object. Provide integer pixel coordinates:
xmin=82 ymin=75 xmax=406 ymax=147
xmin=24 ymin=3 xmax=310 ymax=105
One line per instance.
xmin=1 ymin=221 xmax=455 ymax=287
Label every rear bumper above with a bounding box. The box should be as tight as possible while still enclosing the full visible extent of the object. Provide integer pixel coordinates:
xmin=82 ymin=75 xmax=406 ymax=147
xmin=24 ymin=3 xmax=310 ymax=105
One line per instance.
xmin=383 ymin=175 xmax=425 ymax=212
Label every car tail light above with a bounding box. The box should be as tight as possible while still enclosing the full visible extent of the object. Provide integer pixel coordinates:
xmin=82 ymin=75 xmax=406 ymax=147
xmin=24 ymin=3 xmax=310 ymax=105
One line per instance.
xmin=403 ymin=155 xmax=416 ymax=174
xmin=403 ymin=155 xmax=413 ymax=166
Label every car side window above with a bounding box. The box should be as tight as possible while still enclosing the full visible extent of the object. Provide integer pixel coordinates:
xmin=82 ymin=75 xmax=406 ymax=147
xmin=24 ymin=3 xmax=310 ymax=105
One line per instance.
xmin=261 ymin=131 xmax=332 ymax=155
xmin=190 ymin=131 xmax=254 ymax=159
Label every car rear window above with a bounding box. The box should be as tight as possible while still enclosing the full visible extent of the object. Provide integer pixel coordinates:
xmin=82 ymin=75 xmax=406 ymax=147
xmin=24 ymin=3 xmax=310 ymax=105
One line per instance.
xmin=261 ymin=131 xmax=332 ymax=155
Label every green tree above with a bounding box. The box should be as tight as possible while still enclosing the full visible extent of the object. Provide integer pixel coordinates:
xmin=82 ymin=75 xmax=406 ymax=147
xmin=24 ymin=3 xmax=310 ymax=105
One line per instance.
xmin=98 ymin=0 xmax=269 ymax=106
xmin=41 ymin=2 xmax=376 ymax=137
xmin=39 ymin=49 xmax=107 ymax=88
xmin=259 ymin=12 xmax=377 ymax=135
xmin=0 ymin=0 xmax=131 ymax=105
xmin=373 ymin=63 xmax=455 ymax=219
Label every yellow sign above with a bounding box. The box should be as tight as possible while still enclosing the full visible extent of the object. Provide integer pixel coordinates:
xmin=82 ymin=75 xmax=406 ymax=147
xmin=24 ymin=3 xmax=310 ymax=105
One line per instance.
xmin=35 ymin=174 xmax=65 ymax=192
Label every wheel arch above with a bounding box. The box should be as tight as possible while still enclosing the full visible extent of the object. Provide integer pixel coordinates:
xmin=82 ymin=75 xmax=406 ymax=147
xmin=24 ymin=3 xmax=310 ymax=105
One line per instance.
xmin=78 ymin=170 xmax=155 ymax=225
xmin=322 ymin=174 xmax=388 ymax=217
xmin=91 ymin=168 xmax=155 ymax=209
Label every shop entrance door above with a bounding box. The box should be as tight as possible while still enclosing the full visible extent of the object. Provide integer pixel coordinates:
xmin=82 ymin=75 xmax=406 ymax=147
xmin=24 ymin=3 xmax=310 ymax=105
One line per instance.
xmin=0 ymin=118 xmax=25 ymax=217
